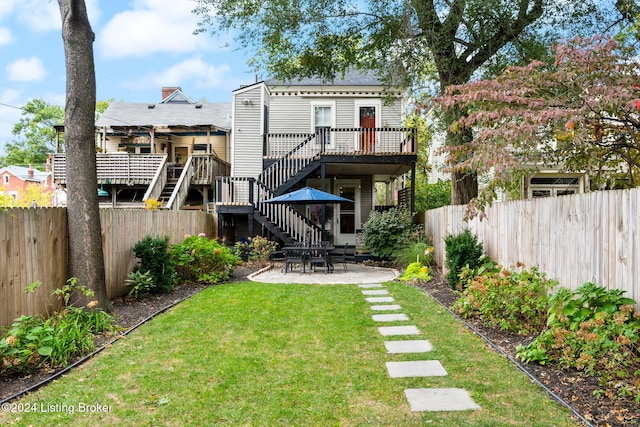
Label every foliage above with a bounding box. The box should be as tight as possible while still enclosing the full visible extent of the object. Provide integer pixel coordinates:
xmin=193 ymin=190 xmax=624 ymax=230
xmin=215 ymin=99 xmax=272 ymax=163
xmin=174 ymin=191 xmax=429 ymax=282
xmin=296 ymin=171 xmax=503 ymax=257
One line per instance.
xmin=414 ymin=179 xmax=452 ymax=212
xmin=125 ymin=270 xmax=155 ymax=298
xmin=398 ymin=262 xmax=432 ymax=283
xmin=454 ymin=265 xmax=557 ymax=335
xmin=132 ymin=236 xmax=176 ymax=293
xmin=391 ymin=227 xmax=434 ymax=268
xmin=361 ymin=207 xmax=413 ymax=260
xmin=171 ymin=235 xmax=239 ymax=284
xmin=444 ymin=229 xmax=484 ymax=289
xmin=0 ymin=279 xmax=115 ymax=376
xmin=232 ymin=236 xmax=278 ymax=264
xmin=193 ymin=0 xmax=633 ymax=204
xmin=436 ymin=37 xmax=640 ymax=214
xmin=0 ymin=182 xmax=55 ymax=208
xmin=516 ymin=282 xmax=640 ymax=400
xmin=0 ymin=99 xmax=63 ymax=168
xmin=144 ymin=198 xmax=161 ymax=210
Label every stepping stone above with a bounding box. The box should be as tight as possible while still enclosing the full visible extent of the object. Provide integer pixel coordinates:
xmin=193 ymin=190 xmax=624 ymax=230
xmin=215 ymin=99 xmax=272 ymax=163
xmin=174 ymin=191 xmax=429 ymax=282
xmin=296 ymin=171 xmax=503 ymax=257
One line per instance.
xmin=358 ymin=284 xmax=383 ymax=288
xmin=366 ymin=297 xmax=394 ymax=303
xmin=384 ymin=340 xmax=433 ymax=353
xmin=386 ymin=360 xmax=448 ymax=378
xmin=372 ymin=313 xmax=409 ymax=322
xmin=378 ymin=325 xmax=420 ymax=336
xmin=404 ymin=388 xmax=481 ymax=412
xmin=370 ymin=304 xmax=402 ymax=311
xmin=361 ymin=289 xmax=389 ymax=295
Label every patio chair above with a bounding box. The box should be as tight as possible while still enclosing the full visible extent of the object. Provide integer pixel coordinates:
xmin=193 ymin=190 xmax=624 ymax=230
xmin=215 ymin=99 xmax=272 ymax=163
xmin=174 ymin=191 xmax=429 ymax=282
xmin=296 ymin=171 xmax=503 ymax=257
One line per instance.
xmin=309 ymin=241 xmax=330 ymax=273
xmin=282 ymin=247 xmax=304 ymax=273
xmin=329 ymin=244 xmax=348 ymax=272
xmin=344 ymin=244 xmax=356 ymax=265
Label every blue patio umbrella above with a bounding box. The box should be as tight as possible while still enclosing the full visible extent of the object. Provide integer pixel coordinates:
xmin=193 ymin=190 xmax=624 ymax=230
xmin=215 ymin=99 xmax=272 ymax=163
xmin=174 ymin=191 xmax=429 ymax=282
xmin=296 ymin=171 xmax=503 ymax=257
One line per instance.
xmin=262 ymin=186 xmax=353 ymax=204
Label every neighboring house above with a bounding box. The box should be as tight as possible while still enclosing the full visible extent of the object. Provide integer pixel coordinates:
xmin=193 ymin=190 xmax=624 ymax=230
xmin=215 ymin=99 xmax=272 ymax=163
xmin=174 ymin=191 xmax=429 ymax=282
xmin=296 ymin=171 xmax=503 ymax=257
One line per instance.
xmin=215 ymin=70 xmax=417 ymax=246
xmin=52 ymin=87 xmax=231 ymax=209
xmin=0 ymin=165 xmax=59 ymax=206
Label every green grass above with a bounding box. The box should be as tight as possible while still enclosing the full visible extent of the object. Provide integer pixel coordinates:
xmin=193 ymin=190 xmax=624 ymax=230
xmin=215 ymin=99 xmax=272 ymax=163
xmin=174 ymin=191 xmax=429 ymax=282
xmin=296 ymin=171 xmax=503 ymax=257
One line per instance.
xmin=0 ymin=281 xmax=580 ymax=426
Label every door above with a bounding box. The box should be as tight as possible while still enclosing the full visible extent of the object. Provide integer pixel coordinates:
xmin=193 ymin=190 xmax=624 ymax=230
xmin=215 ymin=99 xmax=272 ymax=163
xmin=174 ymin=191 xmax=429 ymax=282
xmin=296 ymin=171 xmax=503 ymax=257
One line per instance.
xmin=333 ymin=182 xmax=360 ymax=245
xmin=359 ymin=106 xmax=376 ymax=152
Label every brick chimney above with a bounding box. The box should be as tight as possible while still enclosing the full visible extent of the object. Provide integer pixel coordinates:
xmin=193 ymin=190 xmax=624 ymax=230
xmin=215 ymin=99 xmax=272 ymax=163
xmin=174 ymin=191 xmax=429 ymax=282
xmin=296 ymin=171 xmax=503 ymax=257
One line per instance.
xmin=162 ymin=86 xmax=181 ymax=101
xmin=28 ymin=165 xmax=34 ymax=179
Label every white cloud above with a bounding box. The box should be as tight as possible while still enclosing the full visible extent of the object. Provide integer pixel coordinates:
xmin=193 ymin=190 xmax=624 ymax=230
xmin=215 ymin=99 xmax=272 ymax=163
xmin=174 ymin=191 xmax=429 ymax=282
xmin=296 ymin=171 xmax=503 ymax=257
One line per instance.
xmin=0 ymin=0 xmax=15 ymax=20
xmin=124 ymin=55 xmax=231 ymax=92
xmin=97 ymin=0 xmax=218 ymax=58
xmin=16 ymin=0 xmax=60 ymax=32
xmin=0 ymin=26 xmax=12 ymax=45
xmin=6 ymin=57 xmax=46 ymax=82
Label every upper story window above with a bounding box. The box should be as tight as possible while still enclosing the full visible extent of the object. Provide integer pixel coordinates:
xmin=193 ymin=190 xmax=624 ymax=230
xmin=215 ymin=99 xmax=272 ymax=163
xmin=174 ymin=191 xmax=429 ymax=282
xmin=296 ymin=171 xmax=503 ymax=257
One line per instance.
xmin=2 ymin=175 xmax=8 ymax=184
xmin=312 ymin=102 xmax=335 ymax=147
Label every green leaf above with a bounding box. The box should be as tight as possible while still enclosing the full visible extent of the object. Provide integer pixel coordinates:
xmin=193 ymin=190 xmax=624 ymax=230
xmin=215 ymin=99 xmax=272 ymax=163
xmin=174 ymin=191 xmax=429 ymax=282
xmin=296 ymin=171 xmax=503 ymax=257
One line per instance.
xmin=38 ymin=346 xmax=53 ymax=356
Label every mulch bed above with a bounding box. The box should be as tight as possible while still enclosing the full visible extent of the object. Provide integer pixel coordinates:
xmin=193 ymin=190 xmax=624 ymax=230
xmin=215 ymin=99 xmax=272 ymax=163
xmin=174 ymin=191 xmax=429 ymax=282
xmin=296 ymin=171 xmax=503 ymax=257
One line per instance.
xmin=1 ymin=264 xmax=638 ymax=426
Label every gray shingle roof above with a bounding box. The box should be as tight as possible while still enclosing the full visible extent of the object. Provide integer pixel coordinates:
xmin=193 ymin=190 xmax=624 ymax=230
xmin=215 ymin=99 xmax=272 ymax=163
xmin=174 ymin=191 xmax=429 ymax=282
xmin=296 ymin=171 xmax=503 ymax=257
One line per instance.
xmin=0 ymin=166 xmax=51 ymax=182
xmin=95 ymin=102 xmax=232 ymax=130
xmin=267 ymin=69 xmax=384 ymax=87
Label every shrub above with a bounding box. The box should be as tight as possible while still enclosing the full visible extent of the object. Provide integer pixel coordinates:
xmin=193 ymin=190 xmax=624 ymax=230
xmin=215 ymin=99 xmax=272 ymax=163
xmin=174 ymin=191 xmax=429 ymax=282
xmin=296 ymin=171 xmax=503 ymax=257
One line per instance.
xmin=232 ymin=236 xmax=279 ymax=265
xmin=144 ymin=198 xmax=162 ymax=210
xmin=362 ymin=207 xmax=413 ymax=260
xmin=415 ymin=179 xmax=452 ymax=212
xmin=125 ymin=270 xmax=154 ymax=298
xmin=132 ymin=235 xmax=176 ymax=293
xmin=0 ymin=279 xmax=116 ymax=376
xmin=171 ymin=235 xmax=240 ymax=284
xmin=391 ymin=227 xmax=434 ymax=268
xmin=444 ymin=229 xmax=484 ymax=289
xmin=398 ymin=262 xmax=432 ymax=283
xmin=516 ymin=282 xmax=640 ymax=400
xmin=453 ymin=265 xmax=556 ymax=335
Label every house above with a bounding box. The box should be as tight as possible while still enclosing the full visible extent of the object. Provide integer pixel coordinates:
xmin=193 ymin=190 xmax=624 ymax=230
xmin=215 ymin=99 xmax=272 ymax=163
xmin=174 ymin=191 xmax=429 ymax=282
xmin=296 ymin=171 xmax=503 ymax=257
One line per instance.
xmin=215 ymin=70 xmax=417 ymax=246
xmin=52 ymin=87 xmax=231 ymax=209
xmin=0 ymin=164 xmax=60 ymax=206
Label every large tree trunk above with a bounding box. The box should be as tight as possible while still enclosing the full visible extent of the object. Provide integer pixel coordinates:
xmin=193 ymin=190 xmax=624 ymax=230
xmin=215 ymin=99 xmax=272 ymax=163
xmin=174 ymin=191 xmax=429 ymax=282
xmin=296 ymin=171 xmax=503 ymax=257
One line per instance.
xmin=442 ymin=103 xmax=478 ymax=205
xmin=58 ymin=0 xmax=110 ymax=311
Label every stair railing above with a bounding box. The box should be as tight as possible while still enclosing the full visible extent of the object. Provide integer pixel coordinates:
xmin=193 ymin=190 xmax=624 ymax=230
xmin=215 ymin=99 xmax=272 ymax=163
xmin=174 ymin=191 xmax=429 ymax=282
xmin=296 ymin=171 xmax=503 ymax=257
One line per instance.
xmin=166 ymin=156 xmax=195 ymax=210
xmin=142 ymin=155 xmax=169 ymax=202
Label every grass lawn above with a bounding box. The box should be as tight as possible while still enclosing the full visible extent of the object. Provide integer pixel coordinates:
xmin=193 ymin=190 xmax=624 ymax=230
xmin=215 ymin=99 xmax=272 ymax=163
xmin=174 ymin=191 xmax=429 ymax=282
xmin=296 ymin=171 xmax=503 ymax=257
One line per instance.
xmin=0 ymin=281 xmax=580 ymax=426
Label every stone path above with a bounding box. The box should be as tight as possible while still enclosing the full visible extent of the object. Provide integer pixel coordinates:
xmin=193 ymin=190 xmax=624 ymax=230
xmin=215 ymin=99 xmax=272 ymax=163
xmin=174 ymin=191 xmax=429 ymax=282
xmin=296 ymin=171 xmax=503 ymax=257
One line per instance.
xmin=358 ymin=283 xmax=481 ymax=413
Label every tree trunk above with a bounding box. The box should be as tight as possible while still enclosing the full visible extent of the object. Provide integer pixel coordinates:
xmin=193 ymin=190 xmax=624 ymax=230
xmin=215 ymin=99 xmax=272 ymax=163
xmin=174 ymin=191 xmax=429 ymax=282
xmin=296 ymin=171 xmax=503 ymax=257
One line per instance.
xmin=58 ymin=0 xmax=111 ymax=311
xmin=442 ymin=103 xmax=478 ymax=205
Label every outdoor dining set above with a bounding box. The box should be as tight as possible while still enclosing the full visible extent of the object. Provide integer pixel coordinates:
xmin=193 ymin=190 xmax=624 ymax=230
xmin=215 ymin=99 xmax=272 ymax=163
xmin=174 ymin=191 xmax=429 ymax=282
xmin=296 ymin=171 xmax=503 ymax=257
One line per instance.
xmin=272 ymin=243 xmax=357 ymax=274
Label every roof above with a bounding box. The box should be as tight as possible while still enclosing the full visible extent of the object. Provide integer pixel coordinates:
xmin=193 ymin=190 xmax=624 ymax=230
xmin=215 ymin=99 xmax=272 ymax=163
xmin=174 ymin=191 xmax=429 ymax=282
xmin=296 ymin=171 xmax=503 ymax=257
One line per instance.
xmin=95 ymin=102 xmax=232 ymax=131
xmin=267 ymin=69 xmax=384 ymax=87
xmin=0 ymin=166 xmax=51 ymax=182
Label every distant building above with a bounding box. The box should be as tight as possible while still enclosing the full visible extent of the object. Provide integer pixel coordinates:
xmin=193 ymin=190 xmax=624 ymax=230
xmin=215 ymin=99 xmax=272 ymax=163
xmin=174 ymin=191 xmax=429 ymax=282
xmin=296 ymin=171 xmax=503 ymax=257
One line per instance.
xmin=0 ymin=164 xmax=59 ymax=206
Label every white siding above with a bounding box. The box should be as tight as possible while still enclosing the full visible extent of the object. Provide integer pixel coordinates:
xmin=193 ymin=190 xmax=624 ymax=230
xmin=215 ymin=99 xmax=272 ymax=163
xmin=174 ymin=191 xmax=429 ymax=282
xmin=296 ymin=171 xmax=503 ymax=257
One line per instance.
xmin=232 ymin=84 xmax=266 ymax=178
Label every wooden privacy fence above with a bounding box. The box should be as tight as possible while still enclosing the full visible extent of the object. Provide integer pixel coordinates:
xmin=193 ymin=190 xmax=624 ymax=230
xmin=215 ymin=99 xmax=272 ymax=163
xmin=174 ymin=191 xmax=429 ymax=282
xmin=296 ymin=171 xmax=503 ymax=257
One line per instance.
xmin=420 ymin=187 xmax=639 ymax=303
xmin=0 ymin=208 xmax=216 ymax=328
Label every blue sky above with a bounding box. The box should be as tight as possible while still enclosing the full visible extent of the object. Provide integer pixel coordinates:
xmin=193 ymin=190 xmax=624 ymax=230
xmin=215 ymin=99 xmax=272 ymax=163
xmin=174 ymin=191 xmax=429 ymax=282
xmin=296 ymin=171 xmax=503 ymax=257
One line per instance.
xmin=0 ymin=0 xmax=255 ymax=153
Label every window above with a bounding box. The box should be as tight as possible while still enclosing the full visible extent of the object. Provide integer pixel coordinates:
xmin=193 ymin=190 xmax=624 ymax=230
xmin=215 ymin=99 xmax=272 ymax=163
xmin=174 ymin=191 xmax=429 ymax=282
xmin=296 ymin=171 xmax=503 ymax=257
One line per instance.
xmin=3 ymin=175 xmax=8 ymax=184
xmin=312 ymin=103 xmax=334 ymax=146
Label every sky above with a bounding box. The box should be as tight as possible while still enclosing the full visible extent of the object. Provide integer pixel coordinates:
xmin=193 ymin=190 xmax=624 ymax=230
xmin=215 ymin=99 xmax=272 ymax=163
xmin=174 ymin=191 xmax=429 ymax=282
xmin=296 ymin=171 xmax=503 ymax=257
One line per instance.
xmin=0 ymin=0 xmax=256 ymax=154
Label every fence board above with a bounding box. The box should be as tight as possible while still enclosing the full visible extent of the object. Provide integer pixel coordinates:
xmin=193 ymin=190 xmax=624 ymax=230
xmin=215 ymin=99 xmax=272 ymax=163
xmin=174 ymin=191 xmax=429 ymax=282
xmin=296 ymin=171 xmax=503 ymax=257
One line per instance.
xmin=422 ymin=188 xmax=639 ymax=304
xmin=1 ymin=208 xmax=216 ymax=328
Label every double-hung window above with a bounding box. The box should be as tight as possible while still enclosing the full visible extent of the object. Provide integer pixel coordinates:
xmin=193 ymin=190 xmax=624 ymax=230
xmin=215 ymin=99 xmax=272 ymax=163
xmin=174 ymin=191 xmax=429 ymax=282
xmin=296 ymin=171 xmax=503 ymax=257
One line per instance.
xmin=312 ymin=103 xmax=334 ymax=147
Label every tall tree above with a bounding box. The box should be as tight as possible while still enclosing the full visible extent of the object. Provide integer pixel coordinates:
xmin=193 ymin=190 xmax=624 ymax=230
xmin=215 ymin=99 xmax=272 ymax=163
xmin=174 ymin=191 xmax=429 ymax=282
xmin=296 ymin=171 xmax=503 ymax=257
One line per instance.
xmin=1 ymin=99 xmax=63 ymax=168
xmin=58 ymin=0 xmax=110 ymax=311
xmin=193 ymin=0 xmax=637 ymax=204
xmin=436 ymin=36 xmax=640 ymax=212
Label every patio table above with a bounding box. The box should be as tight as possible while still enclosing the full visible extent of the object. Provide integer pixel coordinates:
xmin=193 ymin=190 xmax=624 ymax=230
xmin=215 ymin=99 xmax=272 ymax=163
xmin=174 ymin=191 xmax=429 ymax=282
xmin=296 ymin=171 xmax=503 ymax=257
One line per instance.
xmin=282 ymin=244 xmax=334 ymax=273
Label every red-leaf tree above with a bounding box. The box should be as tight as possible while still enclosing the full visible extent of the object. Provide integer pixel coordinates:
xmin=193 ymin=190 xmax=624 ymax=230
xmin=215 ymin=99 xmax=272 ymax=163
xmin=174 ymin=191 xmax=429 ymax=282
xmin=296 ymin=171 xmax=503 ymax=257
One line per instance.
xmin=435 ymin=36 xmax=640 ymax=211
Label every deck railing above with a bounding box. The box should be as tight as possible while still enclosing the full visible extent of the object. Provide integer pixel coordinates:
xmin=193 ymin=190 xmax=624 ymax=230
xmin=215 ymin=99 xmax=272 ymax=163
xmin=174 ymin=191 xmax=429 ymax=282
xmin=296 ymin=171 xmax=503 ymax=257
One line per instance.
xmin=216 ymin=176 xmax=322 ymax=243
xmin=52 ymin=153 xmax=167 ymax=185
xmin=166 ymin=156 xmax=195 ymax=210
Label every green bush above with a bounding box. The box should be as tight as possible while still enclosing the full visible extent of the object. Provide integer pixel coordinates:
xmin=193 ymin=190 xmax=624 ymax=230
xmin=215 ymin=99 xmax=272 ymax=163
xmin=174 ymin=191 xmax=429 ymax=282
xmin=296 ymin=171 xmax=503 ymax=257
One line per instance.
xmin=0 ymin=279 xmax=116 ymax=376
xmin=132 ymin=235 xmax=176 ymax=293
xmin=516 ymin=282 xmax=640 ymax=400
xmin=362 ymin=207 xmax=413 ymax=260
xmin=398 ymin=262 xmax=432 ymax=283
xmin=171 ymin=235 xmax=240 ymax=284
xmin=391 ymin=227 xmax=434 ymax=268
xmin=453 ymin=265 xmax=556 ymax=335
xmin=125 ymin=270 xmax=154 ymax=298
xmin=415 ymin=179 xmax=452 ymax=212
xmin=444 ymin=229 xmax=484 ymax=289
xmin=232 ymin=236 xmax=279 ymax=265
